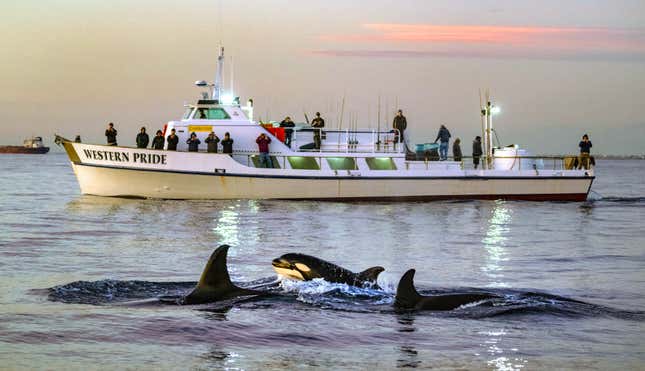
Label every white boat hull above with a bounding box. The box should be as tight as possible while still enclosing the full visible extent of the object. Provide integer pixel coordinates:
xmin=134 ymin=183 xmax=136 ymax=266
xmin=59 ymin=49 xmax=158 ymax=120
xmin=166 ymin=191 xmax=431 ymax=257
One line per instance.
xmin=62 ymin=142 xmax=593 ymax=201
xmin=70 ymin=163 xmax=592 ymax=201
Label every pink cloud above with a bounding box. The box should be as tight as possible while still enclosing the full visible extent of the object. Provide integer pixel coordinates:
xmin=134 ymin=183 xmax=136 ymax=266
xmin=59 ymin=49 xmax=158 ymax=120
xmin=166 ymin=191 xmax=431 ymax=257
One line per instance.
xmin=317 ymin=24 xmax=645 ymax=60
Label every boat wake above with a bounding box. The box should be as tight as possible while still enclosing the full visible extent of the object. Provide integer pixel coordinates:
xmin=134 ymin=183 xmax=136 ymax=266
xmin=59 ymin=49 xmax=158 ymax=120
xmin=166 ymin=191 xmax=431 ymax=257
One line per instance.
xmin=42 ymin=278 xmax=643 ymax=320
xmin=582 ymin=195 xmax=645 ymax=208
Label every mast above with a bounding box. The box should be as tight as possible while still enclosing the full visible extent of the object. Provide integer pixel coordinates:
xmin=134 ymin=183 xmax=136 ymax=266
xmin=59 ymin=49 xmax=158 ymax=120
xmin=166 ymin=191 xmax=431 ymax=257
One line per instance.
xmin=213 ymin=46 xmax=224 ymax=101
xmin=486 ymin=100 xmax=493 ymax=169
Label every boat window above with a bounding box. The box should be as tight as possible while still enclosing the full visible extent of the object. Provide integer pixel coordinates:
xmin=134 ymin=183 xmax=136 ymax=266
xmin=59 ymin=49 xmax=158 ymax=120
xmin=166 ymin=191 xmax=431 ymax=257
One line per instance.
xmin=183 ymin=108 xmax=194 ymax=119
xmin=194 ymin=108 xmax=231 ymax=120
xmin=251 ymin=156 xmax=281 ymax=169
xmin=326 ymin=157 xmax=356 ymax=170
xmin=365 ymin=157 xmax=397 ymax=170
xmin=288 ymin=156 xmax=320 ymax=170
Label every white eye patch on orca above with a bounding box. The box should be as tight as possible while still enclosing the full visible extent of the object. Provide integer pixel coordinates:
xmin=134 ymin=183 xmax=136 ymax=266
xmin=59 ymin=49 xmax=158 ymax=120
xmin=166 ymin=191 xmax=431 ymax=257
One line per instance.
xmin=295 ymin=263 xmax=311 ymax=272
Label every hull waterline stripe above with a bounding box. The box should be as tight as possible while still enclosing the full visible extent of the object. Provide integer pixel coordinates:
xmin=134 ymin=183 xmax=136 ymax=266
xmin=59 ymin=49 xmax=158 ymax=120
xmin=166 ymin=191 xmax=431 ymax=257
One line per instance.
xmin=86 ymin=193 xmax=591 ymax=202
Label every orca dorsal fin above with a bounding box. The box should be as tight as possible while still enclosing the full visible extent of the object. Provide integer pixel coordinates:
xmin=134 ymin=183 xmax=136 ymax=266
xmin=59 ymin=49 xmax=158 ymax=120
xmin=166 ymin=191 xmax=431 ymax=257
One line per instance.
xmin=394 ymin=269 xmax=423 ymax=309
xmin=182 ymin=245 xmax=237 ymax=304
xmin=357 ymin=266 xmax=385 ymax=283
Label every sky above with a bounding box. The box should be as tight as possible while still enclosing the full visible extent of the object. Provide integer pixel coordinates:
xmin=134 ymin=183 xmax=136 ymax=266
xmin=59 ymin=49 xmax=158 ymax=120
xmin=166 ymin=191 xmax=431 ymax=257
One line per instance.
xmin=1 ymin=0 xmax=644 ymax=155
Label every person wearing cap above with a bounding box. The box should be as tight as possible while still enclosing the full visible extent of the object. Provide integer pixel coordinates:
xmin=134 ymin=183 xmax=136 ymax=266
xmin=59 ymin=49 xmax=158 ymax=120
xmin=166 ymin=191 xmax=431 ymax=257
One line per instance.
xmin=311 ymin=112 xmax=325 ymax=150
xmin=151 ymin=130 xmax=165 ymax=150
xmin=186 ymin=132 xmax=201 ymax=152
xmin=434 ymin=124 xmax=451 ymax=161
xmin=105 ymin=122 xmax=117 ymax=146
xmin=256 ymin=133 xmax=273 ymax=168
xmin=136 ymin=126 xmax=149 ymax=148
xmin=392 ymin=109 xmax=407 ymax=143
xmin=205 ymin=131 xmax=220 ymax=153
xmin=280 ymin=116 xmax=296 ymax=148
xmin=221 ymin=132 xmax=234 ymax=154
xmin=472 ymin=136 xmax=483 ymax=169
xmin=578 ymin=134 xmax=593 ymax=169
xmin=166 ymin=129 xmax=179 ymax=151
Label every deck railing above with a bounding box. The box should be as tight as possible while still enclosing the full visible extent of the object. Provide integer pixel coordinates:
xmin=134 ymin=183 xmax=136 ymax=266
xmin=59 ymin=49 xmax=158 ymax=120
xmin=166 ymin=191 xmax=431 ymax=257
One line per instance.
xmin=291 ymin=128 xmax=404 ymax=153
xmin=240 ymin=153 xmax=592 ymax=172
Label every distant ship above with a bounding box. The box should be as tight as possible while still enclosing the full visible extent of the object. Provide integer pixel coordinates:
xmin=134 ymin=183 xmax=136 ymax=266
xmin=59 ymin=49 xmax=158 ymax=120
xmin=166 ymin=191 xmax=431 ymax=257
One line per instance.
xmin=0 ymin=137 xmax=50 ymax=154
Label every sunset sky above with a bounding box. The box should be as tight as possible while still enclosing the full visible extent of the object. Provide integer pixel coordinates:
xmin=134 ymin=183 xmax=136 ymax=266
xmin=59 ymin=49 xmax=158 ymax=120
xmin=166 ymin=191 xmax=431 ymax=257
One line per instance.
xmin=2 ymin=0 xmax=644 ymax=155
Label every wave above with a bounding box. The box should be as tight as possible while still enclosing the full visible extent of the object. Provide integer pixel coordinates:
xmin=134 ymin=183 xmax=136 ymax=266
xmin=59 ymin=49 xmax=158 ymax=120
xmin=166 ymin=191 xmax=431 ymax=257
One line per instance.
xmin=42 ymin=279 xmax=644 ymax=320
xmin=46 ymin=280 xmax=195 ymax=305
xmin=581 ymin=195 xmax=645 ymax=208
xmin=586 ymin=196 xmax=645 ymax=203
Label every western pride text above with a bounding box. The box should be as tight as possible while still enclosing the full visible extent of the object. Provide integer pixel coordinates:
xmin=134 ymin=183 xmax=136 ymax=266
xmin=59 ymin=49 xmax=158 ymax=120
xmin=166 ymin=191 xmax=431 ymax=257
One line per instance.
xmin=83 ymin=149 xmax=167 ymax=165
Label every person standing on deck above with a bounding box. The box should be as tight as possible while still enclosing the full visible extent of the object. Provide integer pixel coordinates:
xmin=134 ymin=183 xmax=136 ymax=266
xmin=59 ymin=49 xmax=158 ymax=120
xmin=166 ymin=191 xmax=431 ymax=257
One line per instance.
xmin=256 ymin=133 xmax=273 ymax=168
xmin=221 ymin=132 xmax=234 ymax=155
xmin=311 ymin=112 xmax=325 ymax=150
xmin=280 ymin=116 xmax=296 ymax=148
xmin=166 ymin=129 xmax=179 ymax=151
xmin=472 ymin=136 xmax=483 ymax=169
xmin=578 ymin=134 xmax=593 ymax=169
xmin=186 ymin=132 xmax=201 ymax=152
xmin=434 ymin=124 xmax=451 ymax=160
xmin=205 ymin=132 xmax=220 ymax=153
xmin=136 ymin=127 xmax=149 ymax=148
xmin=453 ymin=138 xmax=462 ymax=162
xmin=105 ymin=122 xmax=117 ymax=146
xmin=392 ymin=109 xmax=407 ymax=143
xmin=151 ymin=130 xmax=164 ymax=150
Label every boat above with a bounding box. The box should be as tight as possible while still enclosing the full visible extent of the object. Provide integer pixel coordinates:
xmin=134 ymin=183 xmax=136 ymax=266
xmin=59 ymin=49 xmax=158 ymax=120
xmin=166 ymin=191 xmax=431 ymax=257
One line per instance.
xmin=0 ymin=137 xmax=50 ymax=154
xmin=55 ymin=48 xmax=594 ymax=201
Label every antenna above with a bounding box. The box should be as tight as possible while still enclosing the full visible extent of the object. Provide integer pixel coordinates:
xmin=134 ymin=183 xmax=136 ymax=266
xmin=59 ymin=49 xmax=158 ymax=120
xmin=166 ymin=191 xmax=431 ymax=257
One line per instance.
xmin=377 ymin=95 xmax=381 ymax=146
xmin=479 ymin=89 xmax=486 ymax=169
xmin=338 ymin=95 xmax=346 ymax=149
xmin=230 ymin=55 xmax=234 ymax=98
xmin=213 ymin=47 xmax=224 ymax=101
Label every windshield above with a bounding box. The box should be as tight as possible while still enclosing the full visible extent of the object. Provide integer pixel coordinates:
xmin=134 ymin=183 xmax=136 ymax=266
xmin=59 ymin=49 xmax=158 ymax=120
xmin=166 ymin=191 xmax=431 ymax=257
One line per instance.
xmin=183 ymin=108 xmax=194 ymax=119
xmin=194 ymin=108 xmax=231 ymax=120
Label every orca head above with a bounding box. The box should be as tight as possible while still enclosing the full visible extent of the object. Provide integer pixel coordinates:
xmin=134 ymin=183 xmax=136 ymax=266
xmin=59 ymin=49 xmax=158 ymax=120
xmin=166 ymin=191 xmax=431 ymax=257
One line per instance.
xmin=272 ymin=253 xmax=324 ymax=281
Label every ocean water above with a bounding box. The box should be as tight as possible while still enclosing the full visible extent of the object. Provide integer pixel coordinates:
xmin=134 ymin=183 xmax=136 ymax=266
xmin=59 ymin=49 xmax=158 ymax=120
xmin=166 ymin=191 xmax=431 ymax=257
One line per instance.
xmin=1 ymin=153 xmax=644 ymax=370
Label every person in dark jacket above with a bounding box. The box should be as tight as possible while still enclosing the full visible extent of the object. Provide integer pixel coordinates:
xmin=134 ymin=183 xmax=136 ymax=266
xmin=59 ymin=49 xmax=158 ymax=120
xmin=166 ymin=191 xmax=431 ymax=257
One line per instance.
xmin=434 ymin=124 xmax=451 ymax=160
xmin=578 ymin=134 xmax=593 ymax=169
xmin=221 ymin=132 xmax=234 ymax=154
xmin=472 ymin=136 xmax=483 ymax=169
xmin=279 ymin=117 xmax=295 ymax=148
xmin=105 ymin=122 xmax=117 ymax=146
xmin=205 ymin=131 xmax=220 ymax=153
xmin=136 ymin=127 xmax=149 ymax=148
xmin=453 ymin=138 xmax=462 ymax=162
xmin=151 ymin=130 xmax=164 ymax=150
xmin=392 ymin=109 xmax=407 ymax=143
xmin=166 ymin=129 xmax=179 ymax=151
xmin=311 ymin=112 xmax=325 ymax=150
xmin=256 ymin=133 xmax=273 ymax=168
xmin=186 ymin=132 xmax=201 ymax=152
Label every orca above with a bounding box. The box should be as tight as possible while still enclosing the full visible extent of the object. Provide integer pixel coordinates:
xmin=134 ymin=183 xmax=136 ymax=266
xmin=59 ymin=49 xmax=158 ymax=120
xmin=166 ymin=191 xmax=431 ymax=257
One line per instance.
xmin=272 ymin=253 xmax=384 ymax=288
xmin=181 ymin=244 xmax=263 ymax=305
xmin=394 ymin=269 xmax=499 ymax=311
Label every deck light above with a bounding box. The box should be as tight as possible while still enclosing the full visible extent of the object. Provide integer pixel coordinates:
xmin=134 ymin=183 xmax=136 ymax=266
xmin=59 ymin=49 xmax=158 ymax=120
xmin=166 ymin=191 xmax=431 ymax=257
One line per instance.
xmin=220 ymin=94 xmax=235 ymax=105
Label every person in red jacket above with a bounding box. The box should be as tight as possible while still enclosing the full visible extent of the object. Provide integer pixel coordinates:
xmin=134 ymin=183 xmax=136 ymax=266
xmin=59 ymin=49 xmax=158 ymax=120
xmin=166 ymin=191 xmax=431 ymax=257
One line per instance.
xmin=256 ymin=133 xmax=273 ymax=168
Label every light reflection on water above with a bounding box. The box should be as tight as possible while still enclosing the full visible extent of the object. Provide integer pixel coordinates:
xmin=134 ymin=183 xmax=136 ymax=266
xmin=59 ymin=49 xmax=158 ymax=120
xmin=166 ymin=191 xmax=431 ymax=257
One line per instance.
xmin=482 ymin=201 xmax=512 ymax=288
xmin=0 ymin=154 xmax=644 ymax=370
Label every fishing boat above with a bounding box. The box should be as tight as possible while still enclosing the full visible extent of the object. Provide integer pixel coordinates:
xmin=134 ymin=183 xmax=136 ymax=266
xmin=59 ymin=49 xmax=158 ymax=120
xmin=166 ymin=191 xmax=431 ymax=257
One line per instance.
xmin=0 ymin=137 xmax=50 ymax=154
xmin=56 ymin=48 xmax=594 ymax=201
